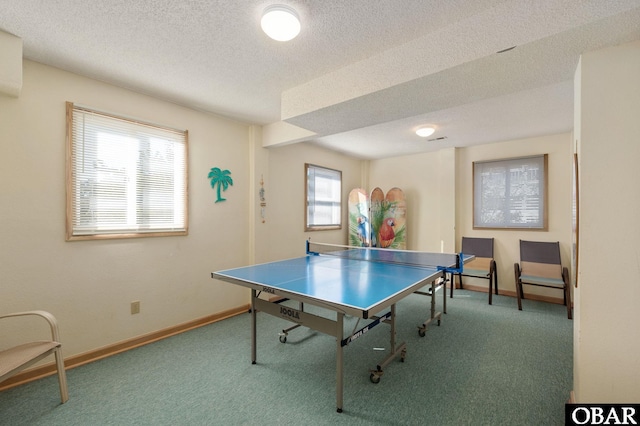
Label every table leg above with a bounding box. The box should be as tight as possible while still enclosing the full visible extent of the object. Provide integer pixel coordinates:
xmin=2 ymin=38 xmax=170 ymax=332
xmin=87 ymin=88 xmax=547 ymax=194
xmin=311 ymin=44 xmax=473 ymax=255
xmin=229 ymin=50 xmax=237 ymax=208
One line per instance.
xmin=251 ymin=289 xmax=257 ymax=364
xmin=336 ymin=312 xmax=344 ymax=413
xmin=390 ymin=304 xmax=396 ymax=349
xmin=443 ymin=273 xmax=448 ymax=314
xmin=430 ymin=280 xmax=436 ymax=319
xmin=371 ymin=304 xmax=406 ymax=378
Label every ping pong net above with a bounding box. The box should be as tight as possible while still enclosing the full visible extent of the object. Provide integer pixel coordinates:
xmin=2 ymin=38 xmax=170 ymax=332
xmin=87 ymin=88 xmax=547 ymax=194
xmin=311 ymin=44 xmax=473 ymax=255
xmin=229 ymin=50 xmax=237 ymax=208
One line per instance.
xmin=306 ymin=241 xmax=461 ymax=271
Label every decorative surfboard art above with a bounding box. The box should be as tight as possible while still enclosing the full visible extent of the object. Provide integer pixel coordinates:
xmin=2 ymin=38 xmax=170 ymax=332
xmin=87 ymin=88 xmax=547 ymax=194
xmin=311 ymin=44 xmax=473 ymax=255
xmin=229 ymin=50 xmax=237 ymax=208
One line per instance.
xmin=369 ymin=187 xmax=384 ymax=248
xmin=350 ymin=187 xmax=406 ymax=249
xmin=348 ymin=188 xmax=371 ymax=247
xmin=383 ymin=187 xmax=406 ymax=250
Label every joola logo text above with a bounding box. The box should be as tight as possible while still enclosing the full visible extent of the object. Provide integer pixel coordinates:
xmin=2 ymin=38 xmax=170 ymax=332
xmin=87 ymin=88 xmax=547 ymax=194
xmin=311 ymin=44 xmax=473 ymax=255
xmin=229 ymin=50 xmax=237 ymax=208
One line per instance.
xmin=279 ymin=306 xmax=300 ymax=320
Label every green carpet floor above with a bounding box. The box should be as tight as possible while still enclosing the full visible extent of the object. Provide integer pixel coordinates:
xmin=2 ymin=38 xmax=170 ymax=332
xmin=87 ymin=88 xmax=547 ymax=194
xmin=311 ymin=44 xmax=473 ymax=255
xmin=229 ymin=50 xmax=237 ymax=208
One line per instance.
xmin=0 ymin=289 xmax=572 ymax=425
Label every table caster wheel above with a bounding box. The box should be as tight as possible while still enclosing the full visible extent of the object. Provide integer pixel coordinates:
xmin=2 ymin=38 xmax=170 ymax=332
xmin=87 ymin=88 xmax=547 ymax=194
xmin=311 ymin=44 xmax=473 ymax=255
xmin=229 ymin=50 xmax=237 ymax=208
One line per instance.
xmin=370 ymin=373 xmax=381 ymax=384
xmin=418 ymin=327 xmax=426 ymax=337
xmin=279 ymin=334 xmax=287 ymax=343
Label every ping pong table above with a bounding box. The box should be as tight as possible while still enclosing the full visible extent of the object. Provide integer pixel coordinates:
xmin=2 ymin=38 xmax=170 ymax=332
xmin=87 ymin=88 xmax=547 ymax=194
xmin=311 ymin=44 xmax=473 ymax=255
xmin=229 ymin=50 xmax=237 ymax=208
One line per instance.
xmin=211 ymin=241 xmax=472 ymax=413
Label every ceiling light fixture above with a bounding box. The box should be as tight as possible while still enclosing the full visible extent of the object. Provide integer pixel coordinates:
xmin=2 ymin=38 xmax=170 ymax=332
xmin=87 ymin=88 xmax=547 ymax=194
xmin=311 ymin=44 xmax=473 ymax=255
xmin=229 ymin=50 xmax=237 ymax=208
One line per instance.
xmin=415 ymin=126 xmax=435 ymax=138
xmin=261 ymin=5 xmax=301 ymax=42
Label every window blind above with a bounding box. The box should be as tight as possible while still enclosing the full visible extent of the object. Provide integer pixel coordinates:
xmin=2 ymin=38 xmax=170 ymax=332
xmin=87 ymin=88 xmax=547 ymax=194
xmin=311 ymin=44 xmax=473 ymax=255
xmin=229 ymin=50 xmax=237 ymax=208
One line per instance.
xmin=67 ymin=104 xmax=187 ymax=239
xmin=473 ymin=154 xmax=547 ymax=229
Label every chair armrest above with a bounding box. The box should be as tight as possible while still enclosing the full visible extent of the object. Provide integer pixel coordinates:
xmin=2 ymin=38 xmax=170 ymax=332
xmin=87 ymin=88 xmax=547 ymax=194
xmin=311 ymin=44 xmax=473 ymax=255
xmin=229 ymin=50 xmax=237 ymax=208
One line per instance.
xmin=0 ymin=311 xmax=62 ymax=343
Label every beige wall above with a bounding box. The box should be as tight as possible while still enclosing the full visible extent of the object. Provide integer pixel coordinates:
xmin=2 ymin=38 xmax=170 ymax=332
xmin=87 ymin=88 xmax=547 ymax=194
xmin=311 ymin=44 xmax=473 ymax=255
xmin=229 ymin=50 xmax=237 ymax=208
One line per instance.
xmin=574 ymin=40 xmax=640 ymax=402
xmin=456 ymin=133 xmax=574 ymax=296
xmin=259 ymin=142 xmax=365 ymax=261
xmin=248 ymin=125 xmax=270 ymax=265
xmin=368 ymin=148 xmax=456 ymax=253
xmin=0 ymin=61 xmax=251 ymax=357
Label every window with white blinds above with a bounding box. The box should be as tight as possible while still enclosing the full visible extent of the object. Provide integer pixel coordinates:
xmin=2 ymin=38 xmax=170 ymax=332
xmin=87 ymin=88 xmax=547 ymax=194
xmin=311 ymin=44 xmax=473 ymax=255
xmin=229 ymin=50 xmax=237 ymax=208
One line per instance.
xmin=305 ymin=163 xmax=342 ymax=231
xmin=473 ymin=154 xmax=547 ymax=230
xmin=66 ymin=103 xmax=188 ymax=240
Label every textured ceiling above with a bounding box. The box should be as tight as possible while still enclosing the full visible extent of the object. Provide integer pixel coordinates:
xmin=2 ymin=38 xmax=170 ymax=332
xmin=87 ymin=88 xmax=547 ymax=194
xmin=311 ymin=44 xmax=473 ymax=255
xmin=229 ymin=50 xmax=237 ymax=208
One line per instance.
xmin=1 ymin=0 xmax=639 ymax=159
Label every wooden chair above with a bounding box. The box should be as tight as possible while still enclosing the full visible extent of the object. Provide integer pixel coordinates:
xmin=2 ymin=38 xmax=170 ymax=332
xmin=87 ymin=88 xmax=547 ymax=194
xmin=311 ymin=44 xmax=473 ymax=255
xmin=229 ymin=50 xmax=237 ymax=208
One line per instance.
xmin=514 ymin=240 xmax=572 ymax=319
xmin=457 ymin=237 xmax=498 ymax=304
xmin=0 ymin=310 xmax=69 ymax=403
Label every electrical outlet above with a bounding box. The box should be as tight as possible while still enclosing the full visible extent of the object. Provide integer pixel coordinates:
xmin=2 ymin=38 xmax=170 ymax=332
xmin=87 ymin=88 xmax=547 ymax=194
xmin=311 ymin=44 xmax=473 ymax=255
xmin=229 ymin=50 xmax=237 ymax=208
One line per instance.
xmin=131 ymin=301 xmax=140 ymax=315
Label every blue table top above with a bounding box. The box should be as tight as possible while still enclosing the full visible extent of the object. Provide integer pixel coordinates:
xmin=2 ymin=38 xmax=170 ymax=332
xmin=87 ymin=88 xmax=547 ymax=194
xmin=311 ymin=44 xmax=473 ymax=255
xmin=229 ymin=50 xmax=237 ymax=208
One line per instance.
xmin=214 ymin=254 xmax=444 ymax=315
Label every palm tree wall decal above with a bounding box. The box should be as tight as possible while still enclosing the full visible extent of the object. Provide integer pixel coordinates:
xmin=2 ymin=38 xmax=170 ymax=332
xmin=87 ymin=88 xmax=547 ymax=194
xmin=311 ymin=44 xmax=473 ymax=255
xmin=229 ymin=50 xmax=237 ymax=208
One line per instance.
xmin=208 ymin=167 xmax=233 ymax=203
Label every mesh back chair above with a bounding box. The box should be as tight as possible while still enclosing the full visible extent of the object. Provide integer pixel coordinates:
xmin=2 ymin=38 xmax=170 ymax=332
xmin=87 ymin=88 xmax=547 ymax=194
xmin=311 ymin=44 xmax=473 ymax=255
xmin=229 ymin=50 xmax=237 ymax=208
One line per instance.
xmin=514 ymin=240 xmax=572 ymax=319
xmin=457 ymin=237 xmax=498 ymax=304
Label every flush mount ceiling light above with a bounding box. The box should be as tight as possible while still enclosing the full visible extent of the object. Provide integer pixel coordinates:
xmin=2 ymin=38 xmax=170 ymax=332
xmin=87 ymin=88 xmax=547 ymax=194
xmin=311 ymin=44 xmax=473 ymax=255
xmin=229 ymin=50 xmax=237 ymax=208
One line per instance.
xmin=261 ymin=5 xmax=301 ymax=41
xmin=415 ymin=126 xmax=435 ymax=138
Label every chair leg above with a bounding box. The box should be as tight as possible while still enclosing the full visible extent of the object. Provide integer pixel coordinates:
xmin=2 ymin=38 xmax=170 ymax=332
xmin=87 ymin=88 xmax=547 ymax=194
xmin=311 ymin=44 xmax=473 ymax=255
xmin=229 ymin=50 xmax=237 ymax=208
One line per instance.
xmin=449 ymin=272 xmax=454 ymax=298
xmin=488 ymin=276 xmax=493 ymax=305
xmin=514 ymin=263 xmax=523 ymax=311
xmin=493 ymin=261 xmax=499 ymax=295
xmin=565 ymin=285 xmax=573 ymax=320
xmin=458 ymin=273 xmax=463 ymax=289
xmin=54 ymin=348 xmax=69 ymax=403
xmin=563 ymin=267 xmax=573 ymax=320
xmin=489 ymin=260 xmax=498 ymax=306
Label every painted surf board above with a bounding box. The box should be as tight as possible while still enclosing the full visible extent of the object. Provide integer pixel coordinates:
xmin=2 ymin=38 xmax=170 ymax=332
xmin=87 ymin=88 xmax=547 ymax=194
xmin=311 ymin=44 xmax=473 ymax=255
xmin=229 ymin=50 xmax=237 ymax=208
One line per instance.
xmin=348 ymin=188 xmax=371 ymax=247
xmin=383 ymin=187 xmax=406 ymax=250
xmin=369 ymin=187 xmax=385 ymax=248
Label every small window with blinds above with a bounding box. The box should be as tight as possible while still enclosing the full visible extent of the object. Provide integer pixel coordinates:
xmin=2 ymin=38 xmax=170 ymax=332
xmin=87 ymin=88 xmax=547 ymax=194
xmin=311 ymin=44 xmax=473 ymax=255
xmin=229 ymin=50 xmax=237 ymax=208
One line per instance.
xmin=473 ymin=154 xmax=548 ymax=230
xmin=66 ymin=102 xmax=188 ymax=240
xmin=305 ymin=163 xmax=342 ymax=231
